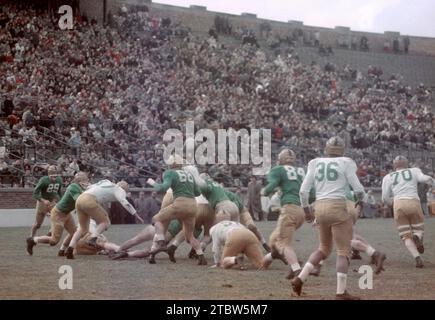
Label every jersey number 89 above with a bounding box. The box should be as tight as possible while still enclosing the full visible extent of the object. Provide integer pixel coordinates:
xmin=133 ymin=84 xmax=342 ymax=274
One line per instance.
xmin=284 ymin=166 xmax=305 ymax=180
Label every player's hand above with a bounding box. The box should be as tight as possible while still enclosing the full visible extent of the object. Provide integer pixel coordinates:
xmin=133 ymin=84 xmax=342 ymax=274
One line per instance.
xmin=135 ymin=214 xmax=145 ymax=224
xmin=303 ymin=207 xmax=315 ymax=223
xmin=41 ymin=199 xmax=50 ymax=206
xmin=146 ymin=178 xmax=156 ymax=186
xmin=260 ymin=188 xmax=266 ymax=196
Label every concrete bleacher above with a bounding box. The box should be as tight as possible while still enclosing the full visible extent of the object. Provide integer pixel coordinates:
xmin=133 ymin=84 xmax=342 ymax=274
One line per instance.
xmin=294 ymin=46 xmax=435 ymax=88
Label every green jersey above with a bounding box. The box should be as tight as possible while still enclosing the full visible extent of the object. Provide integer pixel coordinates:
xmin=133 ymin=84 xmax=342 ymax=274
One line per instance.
xmin=32 ymin=176 xmax=63 ymax=201
xmin=224 ymin=190 xmax=243 ymax=212
xmin=55 ymin=183 xmax=84 ymax=214
xmin=199 ymin=179 xmax=230 ymax=209
xmin=167 ymin=219 xmax=202 ymax=238
xmin=154 ymin=169 xmax=200 ymax=199
xmin=263 ymin=165 xmax=305 ymax=206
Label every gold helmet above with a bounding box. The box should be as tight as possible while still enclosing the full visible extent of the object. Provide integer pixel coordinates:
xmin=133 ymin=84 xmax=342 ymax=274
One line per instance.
xmin=325 ymin=136 xmax=345 ymax=157
xmin=117 ymin=181 xmax=129 ymax=192
xmin=47 ymin=165 xmax=58 ymax=176
xmin=393 ymin=155 xmax=409 ymax=170
xmin=166 ymin=153 xmax=184 ymax=169
xmin=278 ymin=149 xmax=296 ymax=165
xmin=73 ymin=171 xmax=89 ymax=188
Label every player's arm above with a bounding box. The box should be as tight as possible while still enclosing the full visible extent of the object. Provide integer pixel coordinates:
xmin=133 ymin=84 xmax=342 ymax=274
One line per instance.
xmin=344 ymin=160 xmax=365 ymax=203
xmin=261 ymin=168 xmax=280 ymax=196
xmin=32 ymin=177 xmax=47 ymax=202
xmin=193 ymin=181 xmax=202 ymax=197
xmin=57 ymin=178 xmax=64 ymax=198
xmin=300 ymin=160 xmax=315 ymax=208
xmin=114 ymin=188 xmax=144 ymax=223
xmin=381 ymin=176 xmax=393 ymax=206
xmin=153 ymin=171 xmax=173 ymax=193
xmin=415 ymin=168 xmax=434 ymax=186
xmin=210 ymin=227 xmax=222 ymax=266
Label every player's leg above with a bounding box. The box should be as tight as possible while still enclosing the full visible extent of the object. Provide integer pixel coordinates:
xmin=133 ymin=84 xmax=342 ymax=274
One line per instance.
xmin=333 ymin=216 xmax=359 ymax=299
xmin=221 ymin=230 xmax=245 ymax=269
xmin=198 ymin=205 xmax=216 ymax=252
xmin=394 ymin=200 xmax=423 ymax=267
xmin=240 ymin=207 xmax=270 ymax=252
xmin=65 ymin=204 xmax=90 ymax=259
xmin=59 ymin=214 xmax=77 ymax=256
xmin=351 ymin=232 xmax=386 ymax=274
xmin=243 ymin=231 xmax=265 ymax=269
xmin=150 ymin=203 xmax=176 ymax=253
xmin=118 ymin=225 xmax=156 ymax=251
xmin=409 ymin=199 xmax=425 ymax=254
xmin=180 ymin=199 xmax=206 ymax=265
xmin=30 ymin=201 xmax=47 ymax=237
xmin=27 ymin=207 xmax=61 ymax=255
xmin=291 ymin=201 xmax=331 ymax=296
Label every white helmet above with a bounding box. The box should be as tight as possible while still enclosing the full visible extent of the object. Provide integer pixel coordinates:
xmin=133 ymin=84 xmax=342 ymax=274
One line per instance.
xmin=393 ymin=155 xmax=409 ymax=170
xmin=325 ymin=136 xmax=345 ymax=157
xmin=278 ymin=149 xmax=296 ymax=165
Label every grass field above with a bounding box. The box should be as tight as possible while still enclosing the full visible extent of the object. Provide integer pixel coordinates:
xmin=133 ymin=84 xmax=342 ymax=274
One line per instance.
xmin=1 ymin=218 xmax=434 ymax=300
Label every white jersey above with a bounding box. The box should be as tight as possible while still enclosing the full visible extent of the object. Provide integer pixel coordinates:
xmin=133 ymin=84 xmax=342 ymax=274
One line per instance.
xmin=300 ymin=157 xmax=365 ymax=206
xmin=210 ymin=221 xmax=245 ymax=265
xmin=183 ymin=165 xmax=209 ymax=204
xmin=381 ymin=167 xmax=433 ymax=204
xmin=84 ymin=180 xmax=137 ymax=215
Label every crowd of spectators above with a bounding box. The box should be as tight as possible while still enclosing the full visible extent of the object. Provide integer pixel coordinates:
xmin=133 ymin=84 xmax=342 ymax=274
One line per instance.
xmin=0 ymin=2 xmax=434 ymax=189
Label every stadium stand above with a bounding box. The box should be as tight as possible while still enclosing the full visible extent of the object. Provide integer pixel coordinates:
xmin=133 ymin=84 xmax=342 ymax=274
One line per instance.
xmin=0 ymin=0 xmax=434 ymax=191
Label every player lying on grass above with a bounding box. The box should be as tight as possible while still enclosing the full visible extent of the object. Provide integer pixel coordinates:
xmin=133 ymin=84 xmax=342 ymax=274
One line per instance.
xmin=110 ymin=219 xmax=202 ymax=262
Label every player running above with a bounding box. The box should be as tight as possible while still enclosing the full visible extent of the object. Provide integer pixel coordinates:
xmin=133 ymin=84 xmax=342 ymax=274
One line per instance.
xmin=260 ymin=149 xmax=309 ymax=279
xmin=292 ymin=137 xmax=365 ymax=300
xmin=382 ymin=156 xmax=434 ymax=268
xmin=29 ymin=165 xmax=63 ymax=237
xmin=26 ymin=172 xmax=89 ymax=256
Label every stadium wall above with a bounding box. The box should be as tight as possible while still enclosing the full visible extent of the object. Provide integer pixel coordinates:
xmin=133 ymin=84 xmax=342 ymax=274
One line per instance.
xmin=78 ymin=0 xmax=435 ymax=56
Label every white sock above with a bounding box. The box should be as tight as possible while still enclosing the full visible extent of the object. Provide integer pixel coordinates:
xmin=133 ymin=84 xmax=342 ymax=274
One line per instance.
xmin=261 ymin=236 xmax=266 ymax=244
xmin=365 ymin=246 xmax=376 ymax=257
xmin=404 ymin=238 xmax=420 ymax=258
xmin=337 ymin=272 xmax=347 ymax=294
xmin=264 ymin=253 xmax=273 ymax=263
xmin=298 ymin=262 xmax=314 ymax=282
xmin=60 ymin=244 xmax=67 ymax=250
xmin=196 ymin=248 xmax=204 ymax=255
xmin=171 ymin=240 xmax=180 ymax=247
xmin=319 ymin=260 xmax=324 ymax=266
xmin=413 ymin=231 xmax=423 ymax=239
xmin=33 ymin=237 xmax=40 ymax=243
xmin=291 ymin=263 xmax=301 ymax=272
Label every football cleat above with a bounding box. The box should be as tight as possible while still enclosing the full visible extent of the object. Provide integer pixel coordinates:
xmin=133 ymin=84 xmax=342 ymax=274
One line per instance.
xmin=65 ymin=247 xmax=74 ymax=260
xmin=291 ymin=277 xmax=303 ymax=296
xmin=372 ymin=251 xmax=386 ymax=274
xmin=197 ymin=254 xmax=207 ymax=265
xmin=26 ymin=237 xmax=36 ymax=256
xmin=335 ymin=291 xmax=361 ymax=300
xmin=58 ymin=249 xmax=65 ymax=257
xmin=413 ymin=235 xmax=424 ymax=254
xmin=415 ymin=256 xmax=424 ymax=268
xmin=166 ymin=245 xmax=177 ymax=263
